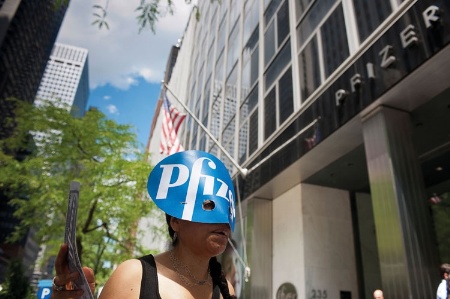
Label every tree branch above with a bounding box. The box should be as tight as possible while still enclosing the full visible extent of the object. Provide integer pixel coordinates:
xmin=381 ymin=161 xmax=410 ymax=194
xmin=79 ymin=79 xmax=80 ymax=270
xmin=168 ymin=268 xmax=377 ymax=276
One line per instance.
xmin=82 ymin=199 xmax=98 ymax=233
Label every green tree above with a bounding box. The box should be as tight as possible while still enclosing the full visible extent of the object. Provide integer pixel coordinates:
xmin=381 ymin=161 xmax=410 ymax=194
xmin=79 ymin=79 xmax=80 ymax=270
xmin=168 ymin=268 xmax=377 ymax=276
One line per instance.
xmin=0 ymin=259 xmax=34 ymax=299
xmin=58 ymin=0 xmax=219 ymax=33
xmin=0 ymin=98 xmax=155 ymax=284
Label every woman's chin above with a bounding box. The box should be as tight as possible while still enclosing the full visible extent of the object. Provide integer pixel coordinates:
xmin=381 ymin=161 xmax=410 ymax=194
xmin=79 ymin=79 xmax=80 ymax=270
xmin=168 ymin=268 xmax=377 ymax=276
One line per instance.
xmin=208 ymin=242 xmax=228 ymax=256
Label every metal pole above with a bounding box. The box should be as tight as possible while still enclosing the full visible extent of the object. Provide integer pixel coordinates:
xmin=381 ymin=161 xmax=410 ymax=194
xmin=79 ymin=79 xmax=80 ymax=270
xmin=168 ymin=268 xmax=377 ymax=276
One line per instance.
xmin=163 ymin=82 xmax=249 ymax=178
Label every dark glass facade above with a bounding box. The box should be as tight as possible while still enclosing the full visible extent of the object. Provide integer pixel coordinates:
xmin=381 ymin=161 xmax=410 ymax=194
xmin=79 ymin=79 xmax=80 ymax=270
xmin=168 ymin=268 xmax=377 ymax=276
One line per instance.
xmin=0 ymin=0 xmax=68 ymax=138
xmin=0 ymin=0 xmax=69 ymax=283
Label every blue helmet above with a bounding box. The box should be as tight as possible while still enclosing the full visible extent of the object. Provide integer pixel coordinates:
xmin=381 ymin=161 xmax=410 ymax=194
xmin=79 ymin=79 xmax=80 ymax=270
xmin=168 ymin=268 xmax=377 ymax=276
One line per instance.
xmin=147 ymin=150 xmax=236 ymax=231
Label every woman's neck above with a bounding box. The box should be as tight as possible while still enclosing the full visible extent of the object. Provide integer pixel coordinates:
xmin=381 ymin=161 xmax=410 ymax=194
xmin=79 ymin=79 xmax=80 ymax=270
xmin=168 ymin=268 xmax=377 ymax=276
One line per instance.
xmin=169 ymin=247 xmax=211 ymax=285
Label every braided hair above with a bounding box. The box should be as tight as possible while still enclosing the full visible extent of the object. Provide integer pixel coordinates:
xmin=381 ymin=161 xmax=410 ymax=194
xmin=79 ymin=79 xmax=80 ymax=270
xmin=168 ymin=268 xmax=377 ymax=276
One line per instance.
xmin=166 ymin=214 xmax=237 ymax=299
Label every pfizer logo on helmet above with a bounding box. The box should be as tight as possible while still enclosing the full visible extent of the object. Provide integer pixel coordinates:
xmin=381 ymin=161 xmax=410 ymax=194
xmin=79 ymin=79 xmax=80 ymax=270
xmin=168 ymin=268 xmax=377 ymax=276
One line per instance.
xmin=147 ymin=150 xmax=236 ymax=231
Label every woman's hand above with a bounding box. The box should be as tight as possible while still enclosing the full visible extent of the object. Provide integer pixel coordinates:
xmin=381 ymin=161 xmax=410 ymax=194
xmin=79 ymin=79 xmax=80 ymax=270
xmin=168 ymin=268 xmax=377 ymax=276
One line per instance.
xmin=51 ymin=243 xmax=95 ymax=298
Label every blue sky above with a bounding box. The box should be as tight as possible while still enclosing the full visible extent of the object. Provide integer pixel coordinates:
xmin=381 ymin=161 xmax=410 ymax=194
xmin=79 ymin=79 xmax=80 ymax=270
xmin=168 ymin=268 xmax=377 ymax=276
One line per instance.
xmin=56 ymin=0 xmax=191 ymax=152
xmin=87 ymin=79 xmax=162 ymax=150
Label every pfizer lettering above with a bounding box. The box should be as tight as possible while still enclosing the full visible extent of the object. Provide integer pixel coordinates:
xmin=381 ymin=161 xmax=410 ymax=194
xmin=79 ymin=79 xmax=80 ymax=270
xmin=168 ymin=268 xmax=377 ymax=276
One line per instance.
xmin=156 ymin=164 xmax=189 ymax=199
xmin=147 ymin=150 xmax=237 ymax=231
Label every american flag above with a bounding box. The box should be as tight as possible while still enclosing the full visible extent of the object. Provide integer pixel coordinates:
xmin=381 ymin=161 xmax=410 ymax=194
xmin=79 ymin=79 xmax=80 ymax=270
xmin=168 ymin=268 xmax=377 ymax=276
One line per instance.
xmin=429 ymin=194 xmax=442 ymax=205
xmin=160 ymin=94 xmax=186 ymax=155
xmin=304 ymin=125 xmax=321 ymax=150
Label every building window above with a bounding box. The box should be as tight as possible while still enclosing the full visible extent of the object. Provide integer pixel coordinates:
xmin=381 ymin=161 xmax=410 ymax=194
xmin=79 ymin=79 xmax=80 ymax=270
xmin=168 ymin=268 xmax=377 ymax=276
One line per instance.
xmin=211 ymin=93 xmax=221 ymax=141
xmin=223 ymin=116 xmax=236 ymax=170
xmin=249 ymin=109 xmax=259 ymax=156
xmin=217 ymin=17 xmax=227 ymax=56
xmin=203 ymin=76 xmax=211 ymax=127
xmin=295 ymin=0 xmax=314 ymax=19
xmin=264 ymin=87 xmax=277 ymax=139
xmin=209 ymin=8 xmax=218 ymax=49
xmin=227 ymin=20 xmax=241 ymax=76
xmin=229 ymin=0 xmax=240 ymax=28
xmin=321 ymin=3 xmax=349 ymax=77
xmin=278 ymin=67 xmax=293 ymax=124
xmin=264 ymin=21 xmax=276 ymax=65
xmin=239 ymin=84 xmax=258 ymax=163
xmin=242 ymin=27 xmax=259 ymax=100
xmin=263 ymin=66 xmax=293 ymax=141
xmin=206 ymin=45 xmax=215 ymax=80
xmin=296 ymin=0 xmax=336 ymax=45
xmin=264 ymin=0 xmax=290 ymax=67
xmin=223 ymin=66 xmax=238 ymax=135
xmin=298 ymin=36 xmax=321 ymax=101
xmin=198 ymin=133 xmax=205 ymax=151
xmin=276 ymin=0 xmax=290 ymax=48
xmin=243 ymin=0 xmax=259 ymax=46
xmin=352 ymin=0 xmax=392 ymax=43
xmin=296 ymin=1 xmax=350 ymax=102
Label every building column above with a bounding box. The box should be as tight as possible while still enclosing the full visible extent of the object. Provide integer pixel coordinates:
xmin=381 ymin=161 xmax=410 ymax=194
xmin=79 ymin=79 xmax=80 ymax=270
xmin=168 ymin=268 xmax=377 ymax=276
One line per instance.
xmin=361 ymin=106 xmax=438 ymax=298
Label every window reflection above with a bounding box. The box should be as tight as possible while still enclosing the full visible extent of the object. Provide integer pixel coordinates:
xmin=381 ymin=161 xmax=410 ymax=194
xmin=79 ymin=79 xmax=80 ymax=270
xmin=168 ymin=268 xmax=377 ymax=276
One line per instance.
xmin=296 ymin=0 xmax=336 ymax=45
xmin=321 ymin=4 xmax=349 ymax=77
xmin=298 ymin=36 xmax=320 ymax=101
xmin=243 ymin=0 xmax=259 ymax=45
xmin=277 ymin=0 xmax=290 ymax=48
xmin=239 ymin=85 xmax=258 ymax=163
xmin=265 ymin=39 xmax=291 ymax=91
xmin=278 ymin=67 xmax=293 ymax=124
xmin=264 ymin=0 xmax=290 ymax=67
xmin=264 ymin=88 xmax=276 ymax=139
xmin=242 ymin=27 xmax=259 ymax=100
xmin=353 ymin=0 xmax=392 ymax=43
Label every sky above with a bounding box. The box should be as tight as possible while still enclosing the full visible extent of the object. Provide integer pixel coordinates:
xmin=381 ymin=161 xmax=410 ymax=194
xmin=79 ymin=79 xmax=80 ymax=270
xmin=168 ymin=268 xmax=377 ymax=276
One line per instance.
xmin=56 ymin=0 xmax=192 ymax=151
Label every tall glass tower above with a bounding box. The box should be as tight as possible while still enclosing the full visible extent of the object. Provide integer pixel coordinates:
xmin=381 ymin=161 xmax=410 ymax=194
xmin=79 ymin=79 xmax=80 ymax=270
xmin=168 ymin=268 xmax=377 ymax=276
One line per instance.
xmin=35 ymin=43 xmax=90 ymax=118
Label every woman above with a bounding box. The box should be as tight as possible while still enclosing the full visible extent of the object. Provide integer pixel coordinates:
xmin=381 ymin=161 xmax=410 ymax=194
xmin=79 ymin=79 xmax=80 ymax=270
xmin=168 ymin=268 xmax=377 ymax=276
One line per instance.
xmin=52 ymin=150 xmax=237 ymax=299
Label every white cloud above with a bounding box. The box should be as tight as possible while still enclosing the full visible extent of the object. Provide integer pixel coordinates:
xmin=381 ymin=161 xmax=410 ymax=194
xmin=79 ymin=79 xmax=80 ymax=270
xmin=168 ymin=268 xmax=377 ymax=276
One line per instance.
xmin=107 ymin=104 xmax=119 ymax=115
xmin=103 ymin=95 xmax=111 ymax=100
xmin=56 ymin=0 xmax=192 ymax=90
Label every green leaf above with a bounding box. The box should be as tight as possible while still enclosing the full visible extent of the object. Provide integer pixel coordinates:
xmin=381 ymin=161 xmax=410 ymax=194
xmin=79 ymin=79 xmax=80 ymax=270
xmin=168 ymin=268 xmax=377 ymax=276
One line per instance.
xmin=0 ymin=97 xmax=155 ymax=285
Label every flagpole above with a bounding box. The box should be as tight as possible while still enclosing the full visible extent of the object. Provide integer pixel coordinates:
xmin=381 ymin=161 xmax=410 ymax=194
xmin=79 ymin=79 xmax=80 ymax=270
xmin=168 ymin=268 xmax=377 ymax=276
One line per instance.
xmin=163 ymin=82 xmax=249 ymax=178
xmin=246 ymin=117 xmax=320 ymax=174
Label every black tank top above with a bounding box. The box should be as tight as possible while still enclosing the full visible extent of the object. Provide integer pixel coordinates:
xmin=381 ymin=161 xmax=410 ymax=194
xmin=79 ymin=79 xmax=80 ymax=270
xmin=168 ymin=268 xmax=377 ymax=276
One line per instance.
xmin=138 ymin=254 xmax=221 ymax=299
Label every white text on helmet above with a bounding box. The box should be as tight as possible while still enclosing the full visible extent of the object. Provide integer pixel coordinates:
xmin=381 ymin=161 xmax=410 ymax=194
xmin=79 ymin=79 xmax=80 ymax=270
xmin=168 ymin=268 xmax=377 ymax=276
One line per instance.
xmin=155 ymin=157 xmax=234 ymax=221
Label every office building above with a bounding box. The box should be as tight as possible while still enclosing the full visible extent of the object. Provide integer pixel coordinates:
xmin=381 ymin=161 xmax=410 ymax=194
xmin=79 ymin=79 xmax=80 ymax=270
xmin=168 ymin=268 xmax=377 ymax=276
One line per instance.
xmin=148 ymin=1 xmax=450 ymax=298
xmin=0 ymin=0 xmax=69 ymax=137
xmin=0 ymin=0 xmax=69 ymax=283
xmin=35 ymin=43 xmax=89 ymax=118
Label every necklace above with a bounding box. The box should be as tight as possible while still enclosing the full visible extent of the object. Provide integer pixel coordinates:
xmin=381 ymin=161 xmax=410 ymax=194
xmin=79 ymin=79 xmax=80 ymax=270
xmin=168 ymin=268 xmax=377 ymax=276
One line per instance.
xmin=169 ymin=249 xmax=212 ymax=287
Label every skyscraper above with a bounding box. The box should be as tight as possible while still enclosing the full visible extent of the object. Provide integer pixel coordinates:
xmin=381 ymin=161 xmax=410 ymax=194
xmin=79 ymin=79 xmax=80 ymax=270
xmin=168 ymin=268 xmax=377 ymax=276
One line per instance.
xmin=150 ymin=1 xmax=450 ymax=298
xmin=0 ymin=0 xmax=69 ymax=138
xmin=0 ymin=0 xmax=70 ymax=283
xmin=35 ymin=43 xmax=89 ymax=118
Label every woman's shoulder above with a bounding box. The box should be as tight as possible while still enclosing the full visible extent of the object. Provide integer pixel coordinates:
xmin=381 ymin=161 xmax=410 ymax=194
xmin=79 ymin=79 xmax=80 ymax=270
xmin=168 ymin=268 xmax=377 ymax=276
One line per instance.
xmin=106 ymin=258 xmax=143 ymax=276
xmin=98 ymin=259 xmax=143 ymax=299
xmin=117 ymin=258 xmax=144 ymax=271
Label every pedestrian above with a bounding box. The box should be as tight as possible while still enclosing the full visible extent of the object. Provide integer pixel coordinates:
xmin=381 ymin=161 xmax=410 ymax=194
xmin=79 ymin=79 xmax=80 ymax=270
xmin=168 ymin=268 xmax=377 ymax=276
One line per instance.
xmin=51 ymin=150 xmax=238 ymax=298
xmin=437 ymin=263 xmax=450 ymax=299
xmin=373 ymin=289 xmax=384 ymax=299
